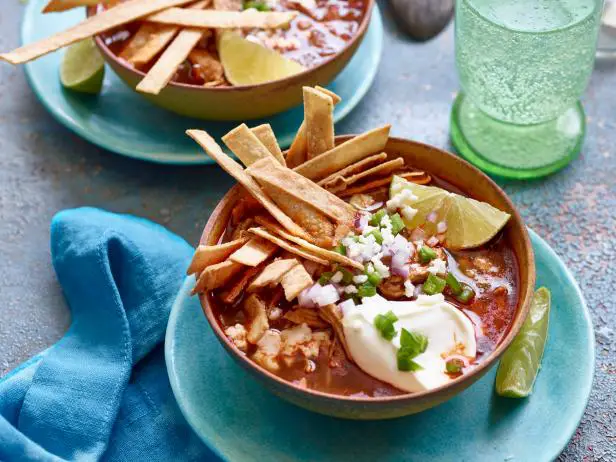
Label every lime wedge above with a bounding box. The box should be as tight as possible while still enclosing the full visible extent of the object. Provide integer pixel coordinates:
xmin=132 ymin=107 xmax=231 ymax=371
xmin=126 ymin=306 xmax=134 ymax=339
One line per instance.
xmin=60 ymin=39 xmax=105 ymax=94
xmin=495 ymin=287 xmax=551 ymax=398
xmin=390 ymin=175 xmax=511 ymax=249
xmin=218 ymin=31 xmax=305 ymax=86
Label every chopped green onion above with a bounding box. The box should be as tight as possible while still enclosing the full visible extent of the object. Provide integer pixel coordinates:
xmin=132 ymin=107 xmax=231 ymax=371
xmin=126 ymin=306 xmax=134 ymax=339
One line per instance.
xmin=423 ymin=273 xmax=446 ymax=295
xmin=368 ymin=229 xmax=384 ymax=245
xmin=366 ymin=270 xmax=382 ymax=286
xmin=390 ymin=213 xmax=405 ymax=235
xmin=445 ymin=273 xmax=463 ymax=296
xmin=357 ymin=282 xmax=377 ymax=298
xmin=243 ymin=0 xmax=270 ymax=11
xmin=369 ymin=209 xmax=386 ymax=226
xmin=456 ymin=285 xmax=476 ymax=304
xmin=445 ymin=358 xmax=465 ymax=374
xmin=318 ymin=272 xmax=333 ymax=286
xmin=342 ymin=293 xmax=361 ymax=305
xmin=374 ymin=310 xmax=398 ymax=341
xmin=399 ymin=328 xmax=428 ymax=355
xmin=418 ymin=246 xmax=437 ymax=263
xmin=333 ymin=243 xmax=346 ymax=256
xmin=396 ymin=328 xmax=428 ymax=372
xmin=337 ymin=266 xmax=354 ymax=284
xmin=397 ymin=350 xmax=423 ymax=372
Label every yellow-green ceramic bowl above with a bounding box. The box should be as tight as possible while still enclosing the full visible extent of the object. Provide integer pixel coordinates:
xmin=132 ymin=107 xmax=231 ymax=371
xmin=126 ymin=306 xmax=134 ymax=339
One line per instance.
xmin=197 ymin=136 xmax=536 ymax=420
xmin=88 ymin=2 xmax=374 ymax=121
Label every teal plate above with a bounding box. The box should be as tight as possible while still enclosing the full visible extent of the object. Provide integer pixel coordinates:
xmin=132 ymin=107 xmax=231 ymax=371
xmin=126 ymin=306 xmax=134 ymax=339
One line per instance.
xmin=165 ymin=229 xmax=595 ymax=462
xmin=21 ymin=0 xmax=383 ymax=165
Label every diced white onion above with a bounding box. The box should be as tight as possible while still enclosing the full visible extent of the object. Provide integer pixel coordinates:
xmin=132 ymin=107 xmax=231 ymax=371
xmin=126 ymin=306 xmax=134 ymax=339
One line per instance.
xmin=404 ymin=280 xmax=415 ymax=298
xmin=401 ymin=205 xmax=418 ymax=222
xmin=298 ymin=287 xmax=316 ymax=308
xmin=353 ymin=274 xmax=368 ymax=284
xmin=330 ymin=271 xmax=343 ymax=284
xmin=356 ymin=213 xmax=370 ymax=232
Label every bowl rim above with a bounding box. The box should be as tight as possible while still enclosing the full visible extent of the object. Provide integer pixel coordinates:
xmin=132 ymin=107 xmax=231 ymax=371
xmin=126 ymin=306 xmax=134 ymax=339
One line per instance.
xmin=87 ymin=0 xmax=375 ymax=92
xmin=198 ymin=135 xmax=536 ymax=404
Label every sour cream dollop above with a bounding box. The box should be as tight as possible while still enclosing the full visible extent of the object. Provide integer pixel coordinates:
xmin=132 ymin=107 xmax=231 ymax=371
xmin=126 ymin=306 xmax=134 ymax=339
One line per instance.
xmin=341 ymin=294 xmax=477 ymax=393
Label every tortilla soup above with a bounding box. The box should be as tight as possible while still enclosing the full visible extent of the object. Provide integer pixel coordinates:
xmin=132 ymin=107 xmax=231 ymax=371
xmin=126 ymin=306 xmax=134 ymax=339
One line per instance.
xmin=187 ymin=87 xmax=521 ymax=397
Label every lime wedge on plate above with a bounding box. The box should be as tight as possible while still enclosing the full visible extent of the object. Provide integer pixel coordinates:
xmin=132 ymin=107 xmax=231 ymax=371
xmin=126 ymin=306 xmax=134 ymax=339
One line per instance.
xmin=218 ymin=31 xmax=305 ymax=86
xmin=60 ymin=39 xmax=105 ymax=94
xmin=390 ymin=175 xmax=511 ymax=249
xmin=496 ymin=287 xmax=551 ymax=398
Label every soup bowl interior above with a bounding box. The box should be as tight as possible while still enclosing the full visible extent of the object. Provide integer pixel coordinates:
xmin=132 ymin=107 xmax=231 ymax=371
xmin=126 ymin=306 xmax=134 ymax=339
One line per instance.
xmin=87 ymin=0 xmax=374 ymax=121
xmin=198 ymin=136 xmax=535 ymax=420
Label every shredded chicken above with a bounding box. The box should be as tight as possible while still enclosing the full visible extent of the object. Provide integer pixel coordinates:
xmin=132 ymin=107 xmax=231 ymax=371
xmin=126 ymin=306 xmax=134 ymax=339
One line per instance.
xmin=284 ymin=306 xmax=329 ymax=328
xmin=252 ymin=329 xmax=282 ymax=372
xmin=224 ymin=324 xmax=248 ymax=352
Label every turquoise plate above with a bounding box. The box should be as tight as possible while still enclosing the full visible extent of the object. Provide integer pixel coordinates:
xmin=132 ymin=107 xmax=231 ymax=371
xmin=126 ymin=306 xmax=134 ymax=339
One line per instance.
xmin=21 ymin=0 xmax=383 ymax=165
xmin=165 ymin=229 xmax=595 ymax=462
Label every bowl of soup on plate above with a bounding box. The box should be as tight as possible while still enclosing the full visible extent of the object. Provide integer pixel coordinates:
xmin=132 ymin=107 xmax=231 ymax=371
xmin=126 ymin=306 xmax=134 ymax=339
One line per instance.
xmin=186 ymin=87 xmax=535 ymax=419
xmin=88 ymin=0 xmax=374 ymax=120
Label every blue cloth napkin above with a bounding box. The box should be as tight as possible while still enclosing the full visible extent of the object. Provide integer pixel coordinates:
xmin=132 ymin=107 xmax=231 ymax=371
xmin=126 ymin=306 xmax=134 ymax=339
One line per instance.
xmin=0 ymin=207 xmax=218 ymax=462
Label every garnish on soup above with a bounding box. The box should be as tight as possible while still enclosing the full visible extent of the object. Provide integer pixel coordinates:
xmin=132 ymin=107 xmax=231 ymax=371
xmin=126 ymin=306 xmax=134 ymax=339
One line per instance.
xmin=186 ymin=87 xmax=518 ymax=397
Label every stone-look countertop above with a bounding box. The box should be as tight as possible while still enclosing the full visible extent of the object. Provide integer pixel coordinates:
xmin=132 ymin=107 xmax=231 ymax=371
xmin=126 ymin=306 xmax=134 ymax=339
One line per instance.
xmin=0 ymin=1 xmax=614 ymax=460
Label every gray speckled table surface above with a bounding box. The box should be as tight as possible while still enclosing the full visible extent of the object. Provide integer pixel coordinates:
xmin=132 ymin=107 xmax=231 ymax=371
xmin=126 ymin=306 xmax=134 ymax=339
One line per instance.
xmin=0 ymin=1 xmax=614 ymax=460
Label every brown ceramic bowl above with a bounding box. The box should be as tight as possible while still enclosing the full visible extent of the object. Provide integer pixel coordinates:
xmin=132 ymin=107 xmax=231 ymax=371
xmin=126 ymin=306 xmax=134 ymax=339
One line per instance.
xmin=198 ymin=136 xmax=536 ymax=419
xmin=87 ymin=1 xmax=374 ymax=120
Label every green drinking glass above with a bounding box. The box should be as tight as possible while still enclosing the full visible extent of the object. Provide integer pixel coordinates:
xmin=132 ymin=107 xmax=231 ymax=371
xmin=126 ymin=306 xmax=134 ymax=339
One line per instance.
xmin=451 ymin=0 xmax=604 ymax=179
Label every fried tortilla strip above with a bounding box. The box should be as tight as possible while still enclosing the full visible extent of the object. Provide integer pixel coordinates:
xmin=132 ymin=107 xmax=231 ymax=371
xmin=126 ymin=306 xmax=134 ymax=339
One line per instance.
xmin=1 ymin=0 xmax=194 ymax=65
xmin=187 ymin=237 xmax=248 ymax=274
xmin=258 ymin=185 xmax=334 ymax=247
xmin=229 ymin=237 xmax=278 ymax=266
xmin=186 ymin=130 xmax=312 ymax=241
xmin=318 ymin=152 xmax=387 ymax=187
xmin=213 ymin=0 xmax=242 ymax=10
xmin=146 ymin=9 xmax=297 ymax=28
xmin=136 ymin=27 xmax=204 ymax=94
xmin=247 ymin=157 xmax=355 ymax=224
xmin=286 ymin=86 xmax=342 ymax=168
xmin=251 ymin=124 xmax=285 ymax=166
xmin=220 ymin=265 xmax=262 ymax=304
xmin=320 ymin=304 xmax=353 ymax=362
xmin=326 ymin=157 xmax=406 ymax=194
xmin=42 ymin=0 xmax=106 ymax=13
xmin=193 ymin=260 xmax=244 ymax=293
xmin=303 ymin=87 xmax=335 ymax=160
xmin=339 ymin=171 xmax=431 ymax=197
xmin=280 ymin=264 xmax=313 ymax=301
xmin=285 ymin=307 xmax=329 ymax=328
xmin=222 ymin=124 xmax=280 ymax=167
xmin=120 ymin=23 xmax=178 ymax=66
xmin=254 ymin=217 xmax=364 ymax=271
xmin=120 ymin=0 xmax=210 ymax=66
xmin=248 ymin=258 xmax=300 ymax=292
xmin=249 ymin=228 xmax=329 ymax=266
xmin=231 ymin=217 xmax=256 ymax=240
xmin=285 ymin=122 xmax=308 ymax=169
xmin=294 ymin=125 xmax=391 ymax=181
xmin=244 ymin=294 xmax=270 ymax=344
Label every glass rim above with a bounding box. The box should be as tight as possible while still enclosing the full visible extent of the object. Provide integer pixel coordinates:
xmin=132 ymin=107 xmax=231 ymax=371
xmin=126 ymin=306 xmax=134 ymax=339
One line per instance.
xmin=460 ymin=0 xmax=603 ymax=36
